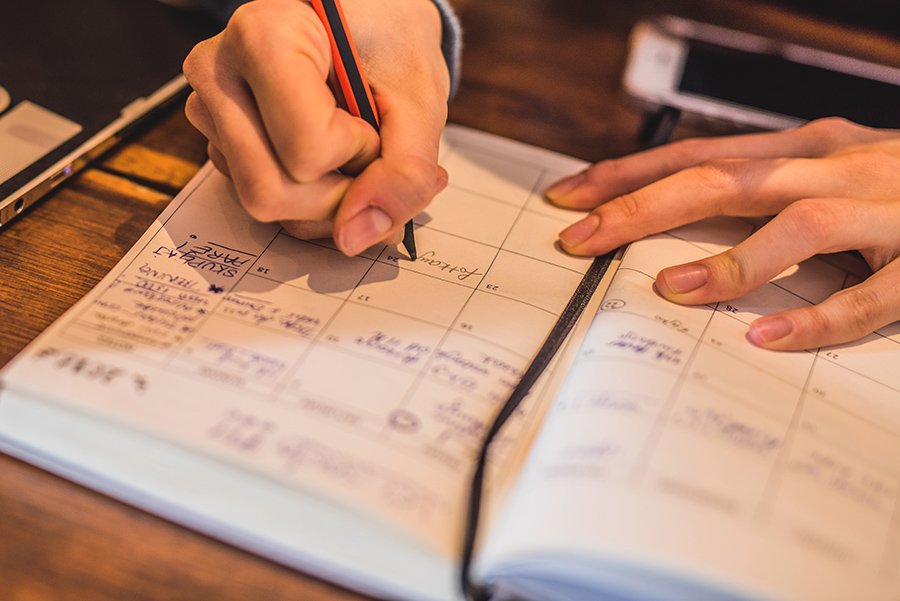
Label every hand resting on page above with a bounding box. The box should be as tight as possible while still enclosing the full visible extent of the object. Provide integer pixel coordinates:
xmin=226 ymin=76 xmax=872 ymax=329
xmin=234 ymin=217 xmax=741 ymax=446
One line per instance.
xmin=548 ymin=118 xmax=900 ymax=351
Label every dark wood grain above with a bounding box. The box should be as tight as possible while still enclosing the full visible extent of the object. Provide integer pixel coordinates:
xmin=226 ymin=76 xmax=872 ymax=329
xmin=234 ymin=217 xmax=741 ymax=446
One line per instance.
xmin=2 ymin=1 xmax=899 ymax=600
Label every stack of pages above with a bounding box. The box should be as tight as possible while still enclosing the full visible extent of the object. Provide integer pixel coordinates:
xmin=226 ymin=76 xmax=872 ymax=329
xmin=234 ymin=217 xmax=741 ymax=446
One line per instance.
xmin=1 ymin=125 xmax=897 ymax=601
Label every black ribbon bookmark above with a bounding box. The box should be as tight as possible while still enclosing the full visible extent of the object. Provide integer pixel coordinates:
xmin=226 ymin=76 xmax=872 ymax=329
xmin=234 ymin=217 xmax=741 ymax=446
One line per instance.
xmin=460 ymin=249 xmax=617 ymax=601
xmin=460 ymin=109 xmax=678 ymax=600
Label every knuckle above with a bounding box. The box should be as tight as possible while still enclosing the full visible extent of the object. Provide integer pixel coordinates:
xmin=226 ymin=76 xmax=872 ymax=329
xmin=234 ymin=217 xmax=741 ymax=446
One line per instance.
xmin=224 ymin=2 xmax=264 ymax=48
xmin=608 ymin=192 xmax=643 ymax=221
xmin=182 ymin=39 xmax=215 ymax=87
xmin=225 ymin=0 xmax=327 ymax=68
xmin=714 ymin=250 xmax=752 ymax=292
xmin=833 ymin=149 xmax=900 ymax=186
xmin=834 ymin=285 xmax=886 ymax=337
xmin=687 ymin=159 xmax=742 ymax=195
xmin=237 ymin=180 xmax=285 ymax=223
xmin=861 ymin=247 xmax=899 ymax=273
xmin=282 ymin=146 xmax=333 ymax=184
xmin=778 ymin=198 xmax=842 ymax=248
xmin=181 ymin=49 xmax=199 ymax=82
xmin=797 ymin=117 xmax=870 ymax=150
xmin=803 ymin=116 xmax=857 ymax=136
xmin=800 ymin=304 xmax=834 ymax=340
xmin=800 ymin=116 xmax=854 ymax=138
xmin=183 ymin=92 xmax=203 ymax=124
xmin=389 ymin=155 xmax=438 ymax=211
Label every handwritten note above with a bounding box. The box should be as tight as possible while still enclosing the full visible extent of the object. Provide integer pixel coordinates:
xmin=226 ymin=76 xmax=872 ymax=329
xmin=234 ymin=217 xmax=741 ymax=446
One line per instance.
xmin=478 ymin=217 xmax=900 ymax=600
xmin=6 ymin=125 xmax=594 ymax=555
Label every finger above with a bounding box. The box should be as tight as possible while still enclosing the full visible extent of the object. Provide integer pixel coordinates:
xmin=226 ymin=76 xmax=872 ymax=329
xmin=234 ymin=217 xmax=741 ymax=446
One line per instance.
xmin=184 ymin=91 xmax=221 ymax=149
xmin=383 ymin=227 xmax=405 ymax=248
xmin=281 ymin=219 xmax=334 ymax=240
xmin=207 ymin=143 xmax=232 ymax=179
xmin=654 ymin=197 xmax=895 ymax=305
xmin=281 ymin=172 xmax=432 ymax=245
xmin=557 ymin=151 xmax=896 ymax=257
xmin=334 ymin=158 xmax=446 ymax=256
xmin=746 ymin=258 xmax=900 ymax=350
xmin=225 ymin=0 xmax=380 ymax=179
xmin=546 ymin=117 xmax=895 ymax=211
xmin=320 ymin=0 xmax=450 ymax=255
xmin=208 ymin=138 xmax=350 ymax=222
xmin=184 ymin=34 xmax=294 ymax=213
xmin=332 ymin=84 xmax=450 ymax=255
xmin=184 ymin=26 xmax=353 ymax=223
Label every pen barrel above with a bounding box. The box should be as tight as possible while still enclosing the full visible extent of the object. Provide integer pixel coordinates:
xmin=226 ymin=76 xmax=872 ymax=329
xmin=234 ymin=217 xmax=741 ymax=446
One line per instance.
xmin=311 ymin=0 xmax=380 ymax=131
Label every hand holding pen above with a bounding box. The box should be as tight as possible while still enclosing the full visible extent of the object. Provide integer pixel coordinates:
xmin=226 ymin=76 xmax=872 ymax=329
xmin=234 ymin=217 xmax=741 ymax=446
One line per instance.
xmin=182 ymin=0 xmax=451 ymax=256
xmin=310 ymin=0 xmax=417 ymax=259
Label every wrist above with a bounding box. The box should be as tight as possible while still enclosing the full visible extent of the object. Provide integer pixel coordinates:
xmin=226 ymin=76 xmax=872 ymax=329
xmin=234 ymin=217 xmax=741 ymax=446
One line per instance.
xmin=428 ymin=0 xmax=461 ymax=98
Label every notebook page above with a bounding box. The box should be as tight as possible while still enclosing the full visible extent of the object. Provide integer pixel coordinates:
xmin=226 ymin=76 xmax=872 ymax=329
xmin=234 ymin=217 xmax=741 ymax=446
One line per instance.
xmin=0 ymin=125 xmax=596 ymax=556
xmin=478 ymin=217 xmax=900 ymax=601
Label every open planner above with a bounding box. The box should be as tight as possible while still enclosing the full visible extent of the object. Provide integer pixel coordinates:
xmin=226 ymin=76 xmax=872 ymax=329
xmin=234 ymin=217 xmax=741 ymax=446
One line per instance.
xmin=1 ymin=125 xmax=899 ymax=601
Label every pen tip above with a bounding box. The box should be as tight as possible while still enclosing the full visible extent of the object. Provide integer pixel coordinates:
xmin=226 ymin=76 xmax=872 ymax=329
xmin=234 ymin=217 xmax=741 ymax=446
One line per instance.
xmin=402 ymin=220 xmax=417 ymax=260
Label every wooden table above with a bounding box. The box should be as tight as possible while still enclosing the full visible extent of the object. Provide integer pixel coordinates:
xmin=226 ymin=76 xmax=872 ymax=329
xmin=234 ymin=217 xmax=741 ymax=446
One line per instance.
xmin=2 ymin=1 xmax=898 ymax=599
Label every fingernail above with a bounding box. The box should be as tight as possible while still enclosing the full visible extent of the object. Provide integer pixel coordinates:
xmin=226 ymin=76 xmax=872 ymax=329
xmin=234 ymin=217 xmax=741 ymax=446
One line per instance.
xmin=338 ymin=207 xmax=393 ymax=255
xmin=559 ymin=214 xmax=600 ymax=247
xmin=545 ymin=171 xmax=586 ymax=202
xmin=436 ymin=170 xmax=449 ymax=194
xmin=659 ymin=264 xmax=709 ymax=294
xmin=748 ymin=315 xmax=794 ymax=345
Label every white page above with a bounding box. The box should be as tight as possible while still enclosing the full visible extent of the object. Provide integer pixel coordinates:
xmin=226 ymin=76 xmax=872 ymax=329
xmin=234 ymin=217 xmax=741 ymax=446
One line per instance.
xmin=478 ymin=218 xmax=900 ymax=601
xmin=0 ymin=125 xmax=598 ymax=560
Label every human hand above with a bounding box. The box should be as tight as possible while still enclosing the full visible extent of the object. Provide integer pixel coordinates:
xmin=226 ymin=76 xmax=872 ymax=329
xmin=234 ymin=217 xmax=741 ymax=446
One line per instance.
xmin=546 ymin=118 xmax=900 ymax=351
xmin=183 ymin=0 xmax=450 ymax=255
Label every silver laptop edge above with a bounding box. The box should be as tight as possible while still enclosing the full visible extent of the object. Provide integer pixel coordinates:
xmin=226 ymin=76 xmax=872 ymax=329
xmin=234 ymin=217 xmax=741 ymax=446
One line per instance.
xmin=0 ymin=75 xmax=189 ymax=229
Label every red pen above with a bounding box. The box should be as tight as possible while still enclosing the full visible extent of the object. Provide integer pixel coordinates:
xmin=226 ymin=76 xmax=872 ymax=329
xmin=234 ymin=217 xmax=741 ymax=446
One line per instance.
xmin=311 ymin=0 xmax=417 ymax=260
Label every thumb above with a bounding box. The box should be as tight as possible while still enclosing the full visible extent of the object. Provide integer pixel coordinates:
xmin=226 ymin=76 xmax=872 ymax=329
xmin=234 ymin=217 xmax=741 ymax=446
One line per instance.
xmin=332 ymin=85 xmax=449 ymax=256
